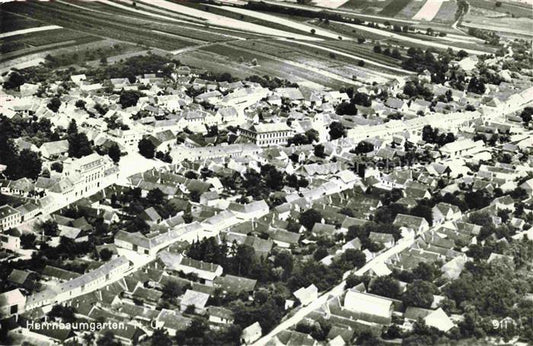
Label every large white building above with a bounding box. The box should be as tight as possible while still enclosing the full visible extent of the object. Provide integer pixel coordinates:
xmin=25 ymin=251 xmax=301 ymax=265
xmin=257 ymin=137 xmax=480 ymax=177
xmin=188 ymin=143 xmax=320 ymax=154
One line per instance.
xmin=62 ymin=153 xmax=119 ymax=199
xmin=239 ymin=123 xmax=293 ymax=147
xmin=0 ymin=205 xmax=22 ymax=231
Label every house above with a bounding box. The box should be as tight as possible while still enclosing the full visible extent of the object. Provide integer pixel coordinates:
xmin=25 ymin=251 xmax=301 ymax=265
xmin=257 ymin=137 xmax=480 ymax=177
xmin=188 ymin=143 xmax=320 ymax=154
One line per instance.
xmin=432 ymin=203 xmax=462 ymax=224
xmin=439 ymin=139 xmax=483 ymax=158
xmin=293 ymin=284 xmax=318 ymax=306
xmin=520 ymin=178 xmax=533 ymax=195
xmin=343 ymin=290 xmax=393 ymax=324
xmin=405 ymin=307 xmax=455 ymax=332
xmin=239 ymin=123 xmax=293 ymax=147
xmin=180 ymin=289 xmax=210 ymax=314
xmin=39 ymin=140 xmax=69 ymax=159
xmin=140 ymin=207 xmax=162 ymax=224
xmin=8 ymin=269 xmax=36 ymax=290
xmin=393 ymin=214 xmax=430 ymax=236
xmin=0 ymin=205 xmax=22 ymax=230
xmin=207 ymin=306 xmax=234 ymax=324
xmin=241 ymin=321 xmax=262 ymax=345
xmin=491 ymin=195 xmax=515 ymax=212
xmin=214 ymin=275 xmax=257 ymax=296
xmin=0 ymin=289 xmax=26 ymax=317
xmin=228 ymin=200 xmax=269 ymax=220
xmin=270 ymin=229 xmax=300 ymax=248
xmin=154 ymin=309 xmax=192 ymax=336
xmin=385 ymin=97 xmax=407 ymax=112
xmin=170 ymin=256 xmax=223 ymax=284
xmin=368 ymin=232 xmax=395 ymax=248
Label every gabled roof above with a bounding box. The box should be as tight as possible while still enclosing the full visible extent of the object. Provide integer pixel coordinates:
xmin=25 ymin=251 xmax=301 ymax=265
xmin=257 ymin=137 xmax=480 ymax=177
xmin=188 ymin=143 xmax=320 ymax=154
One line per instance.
xmin=181 ymin=289 xmax=209 ymax=309
xmin=393 ymin=214 xmax=428 ymax=229
xmin=214 ymin=274 xmax=257 ymax=293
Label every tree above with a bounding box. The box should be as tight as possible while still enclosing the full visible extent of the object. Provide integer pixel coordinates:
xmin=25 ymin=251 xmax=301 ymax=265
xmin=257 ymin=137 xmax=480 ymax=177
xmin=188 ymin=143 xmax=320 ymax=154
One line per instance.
xmin=467 ymin=76 xmax=486 ymax=94
xmin=119 ymin=90 xmax=142 ymax=108
xmin=40 ymin=220 xmax=59 ymax=237
xmin=329 ymin=121 xmax=345 ymax=140
xmin=335 ymin=101 xmax=357 ymax=115
xmin=75 ymin=100 xmax=86 ymax=109
xmin=371 ymin=276 xmax=401 ymax=298
xmin=299 ymin=209 xmax=322 ymax=231
xmin=67 ymin=119 xmax=78 ymax=136
xmin=445 ymin=277 xmax=476 ymax=306
xmin=353 ymin=141 xmax=374 ymax=154
xmin=314 ymin=246 xmax=329 ymax=261
xmin=373 ymin=45 xmax=382 ymax=53
xmin=391 ymin=48 xmax=402 ymax=59
xmin=18 ymin=149 xmax=42 ymax=179
xmin=138 ymin=138 xmax=156 ymax=159
xmin=402 ymin=280 xmax=436 ymax=308
xmin=151 ymin=328 xmax=173 ymax=346
xmin=68 ymin=133 xmax=93 ymax=158
xmin=357 ymin=37 xmax=365 ymax=44
xmin=47 ymin=97 xmax=61 ymax=113
xmin=3 ymin=71 xmax=25 ymax=90
xmin=147 ymin=188 xmax=165 ymax=206
xmin=100 ymin=248 xmax=113 ymax=261
xmin=20 ymin=233 xmax=36 ymax=249
xmin=108 ymin=143 xmax=121 ymax=163
xmin=342 ymin=249 xmax=366 ymax=268
xmin=310 ymin=28 xmax=316 ymax=34
xmin=314 ymin=144 xmax=325 ymax=158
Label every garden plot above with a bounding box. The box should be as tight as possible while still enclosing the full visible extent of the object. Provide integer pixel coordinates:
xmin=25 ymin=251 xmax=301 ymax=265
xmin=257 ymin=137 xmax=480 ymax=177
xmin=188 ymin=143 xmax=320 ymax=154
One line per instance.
xmin=412 ymin=0 xmax=446 ymax=21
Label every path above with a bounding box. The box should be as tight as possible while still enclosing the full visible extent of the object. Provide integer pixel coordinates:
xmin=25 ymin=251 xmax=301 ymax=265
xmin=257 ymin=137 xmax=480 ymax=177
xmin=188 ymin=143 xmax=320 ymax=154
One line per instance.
xmin=0 ymin=25 xmax=62 ymax=39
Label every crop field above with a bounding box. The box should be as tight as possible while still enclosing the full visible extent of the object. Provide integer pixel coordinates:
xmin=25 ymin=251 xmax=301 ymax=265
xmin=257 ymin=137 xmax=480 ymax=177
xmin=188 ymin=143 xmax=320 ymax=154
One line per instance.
xmin=1 ymin=11 xmax=46 ymax=32
xmin=412 ymin=0 xmax=446 ymax=21
xmin=379 ymin=0 xmax=413 ymax=17
xmin=432 ymin=1 xmax=458 ymax=23
xmin=1 ymin=1 xmax=198 ymax=52
xmin=340 ymin=0 xmax=394 ymax=13
xmin=468 ymin=0 xmax=533 ymax=18
xmin=396 ymin=0 xmax=428 ymax=19
xmin=1 ymin=29 xmax=95 ymax=52
xmin=199 ymin=43 xmax=349 ymax=88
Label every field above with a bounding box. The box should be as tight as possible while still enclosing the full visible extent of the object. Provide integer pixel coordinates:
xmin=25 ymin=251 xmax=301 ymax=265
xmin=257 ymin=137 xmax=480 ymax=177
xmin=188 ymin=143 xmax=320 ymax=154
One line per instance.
xmin=432 ymin=1 xmax=458 ymax=23
xmin=0 ymin=11 xmax=46 ymax=32
xmin=340 ymin=0 xmax=394 ymax=14
xmin=379 ymin=0 xmax=413 ymax=17
xmin=412 ymin=0 xmax=446 ymax=21
xmin=468 ymin=0 xmax=533 ymax=18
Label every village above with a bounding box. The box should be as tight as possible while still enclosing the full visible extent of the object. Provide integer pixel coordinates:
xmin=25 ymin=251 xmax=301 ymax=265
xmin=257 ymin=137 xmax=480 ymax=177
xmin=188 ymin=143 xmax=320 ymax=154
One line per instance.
xmin=0 ymin=25 xmax=532 ymax=346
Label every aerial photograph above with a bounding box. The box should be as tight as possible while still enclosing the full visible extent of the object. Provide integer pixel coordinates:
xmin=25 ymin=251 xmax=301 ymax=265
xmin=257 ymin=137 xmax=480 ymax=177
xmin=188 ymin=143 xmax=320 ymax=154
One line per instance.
xmin=0 ymin=0 xmax=531 ymax=345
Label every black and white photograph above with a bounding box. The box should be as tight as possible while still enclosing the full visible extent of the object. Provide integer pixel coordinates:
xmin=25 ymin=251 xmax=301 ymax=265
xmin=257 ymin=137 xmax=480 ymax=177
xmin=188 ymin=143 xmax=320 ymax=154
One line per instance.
xmin=0 ymin=0 xmax=532 ymax=345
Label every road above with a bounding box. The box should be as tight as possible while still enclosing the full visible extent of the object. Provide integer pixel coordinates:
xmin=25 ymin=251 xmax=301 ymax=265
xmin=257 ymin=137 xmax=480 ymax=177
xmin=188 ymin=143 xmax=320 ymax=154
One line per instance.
xmin=254 ymin=95 xmax=533 ymax=345
xmin=253 ymin=233 xmax=420 ymax=346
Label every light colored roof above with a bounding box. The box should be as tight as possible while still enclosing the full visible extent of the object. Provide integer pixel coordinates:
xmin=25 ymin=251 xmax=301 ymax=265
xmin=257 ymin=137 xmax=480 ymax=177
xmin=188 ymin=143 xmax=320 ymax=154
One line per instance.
xmin=0 ymin=289 xmax=25 ymax=306
xmin=424 ymin=308 xmax=455 ymax=332
xmin=181 ymin=289 xmax=209 ymax=309
xmin=344 ymin=291 xmax=392 ymax=319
